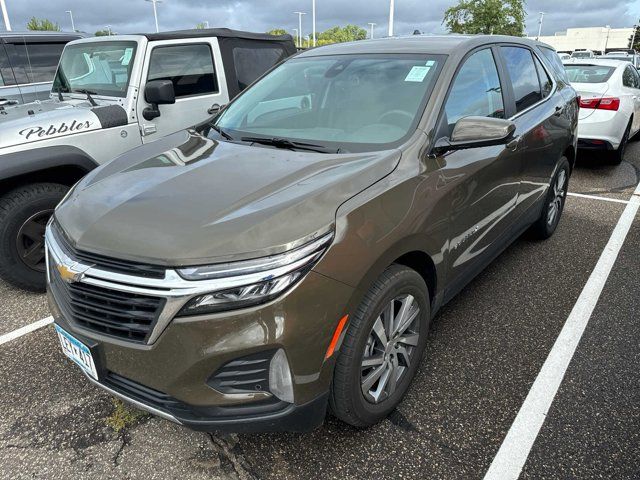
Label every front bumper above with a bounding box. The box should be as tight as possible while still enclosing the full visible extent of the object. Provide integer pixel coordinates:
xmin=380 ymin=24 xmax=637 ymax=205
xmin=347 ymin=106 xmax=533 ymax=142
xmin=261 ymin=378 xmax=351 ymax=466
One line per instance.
xmin=46 ymin=225 xmax=353 ymax=433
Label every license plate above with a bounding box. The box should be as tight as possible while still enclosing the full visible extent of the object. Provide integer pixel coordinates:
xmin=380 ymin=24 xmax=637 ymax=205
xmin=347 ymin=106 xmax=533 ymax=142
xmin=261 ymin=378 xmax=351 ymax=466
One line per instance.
xmin=55 ymin=324 xmax=98 ymax=381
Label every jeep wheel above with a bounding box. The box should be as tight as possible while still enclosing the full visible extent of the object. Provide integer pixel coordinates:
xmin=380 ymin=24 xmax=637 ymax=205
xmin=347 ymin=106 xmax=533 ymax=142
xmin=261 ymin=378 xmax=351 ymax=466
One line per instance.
xmin=0 ymin=183 xmax=68 ymax=291
xmin=329 ymin=264 xmax=430 ymax=427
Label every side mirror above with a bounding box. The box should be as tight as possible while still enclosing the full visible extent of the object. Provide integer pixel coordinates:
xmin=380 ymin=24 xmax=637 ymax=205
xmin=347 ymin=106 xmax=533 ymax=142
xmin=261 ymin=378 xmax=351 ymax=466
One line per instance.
xmin=432 ymin=116 xmax=516 ymax=155
xmin=143 ymin=80 xmax=175 ymax=120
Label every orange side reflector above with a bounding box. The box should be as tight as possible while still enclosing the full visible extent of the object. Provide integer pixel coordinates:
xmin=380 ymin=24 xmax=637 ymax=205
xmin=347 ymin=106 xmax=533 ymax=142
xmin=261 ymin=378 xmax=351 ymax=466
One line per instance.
xmin=325 ymin=315 xmax=349 ymax=360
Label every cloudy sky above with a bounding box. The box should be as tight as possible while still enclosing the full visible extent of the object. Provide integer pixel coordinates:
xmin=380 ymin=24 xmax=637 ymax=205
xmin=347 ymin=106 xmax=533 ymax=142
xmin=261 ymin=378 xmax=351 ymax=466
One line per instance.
xmin=1 ymin=0 xmax=639 ymax=39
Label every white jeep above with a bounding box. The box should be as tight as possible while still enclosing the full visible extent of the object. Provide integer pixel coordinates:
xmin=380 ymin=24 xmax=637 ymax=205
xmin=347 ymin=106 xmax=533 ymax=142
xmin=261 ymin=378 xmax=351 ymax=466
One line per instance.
xmin=0 ymin=28 xmax=295 ymax=290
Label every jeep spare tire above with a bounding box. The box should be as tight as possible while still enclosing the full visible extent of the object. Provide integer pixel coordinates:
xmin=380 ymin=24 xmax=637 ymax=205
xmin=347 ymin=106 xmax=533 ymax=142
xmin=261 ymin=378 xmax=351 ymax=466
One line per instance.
xmin=0 ymin=183 xmax=68 ymax=291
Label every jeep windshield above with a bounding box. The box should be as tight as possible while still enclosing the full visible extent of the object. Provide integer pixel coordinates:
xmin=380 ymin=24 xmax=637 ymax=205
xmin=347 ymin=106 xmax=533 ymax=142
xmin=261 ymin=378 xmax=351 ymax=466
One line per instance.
xmin=214 ymin=54 xmax=444 ymax=153
xmin=53 ymin=41 xmax=137 ymax=98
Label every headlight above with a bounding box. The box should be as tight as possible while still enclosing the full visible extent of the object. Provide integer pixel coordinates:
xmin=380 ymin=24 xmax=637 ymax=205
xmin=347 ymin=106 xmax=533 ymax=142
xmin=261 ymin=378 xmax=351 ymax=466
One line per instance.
xmin=176 ymin=231 xmax=333 ymax=316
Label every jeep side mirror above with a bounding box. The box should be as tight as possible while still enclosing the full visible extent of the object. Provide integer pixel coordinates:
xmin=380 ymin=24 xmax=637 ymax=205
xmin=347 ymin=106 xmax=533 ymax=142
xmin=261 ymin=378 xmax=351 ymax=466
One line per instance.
xmin=143 ymin=80 xmax=175 ymax=120
xmin=432 ymin=116 xmax=516 ymax=156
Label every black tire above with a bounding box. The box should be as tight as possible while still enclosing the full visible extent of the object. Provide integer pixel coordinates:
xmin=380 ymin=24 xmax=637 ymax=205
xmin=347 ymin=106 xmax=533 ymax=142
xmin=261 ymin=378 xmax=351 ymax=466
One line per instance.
xmin=0 ymin=183 xmax=68 ymax=291
xmin=529 ymin=157 xmax=570 ymax=240
xmin=609 ymin=120 xmax=631 ymax=165
xmin=329 ymin=264 xmax=430 ymax=427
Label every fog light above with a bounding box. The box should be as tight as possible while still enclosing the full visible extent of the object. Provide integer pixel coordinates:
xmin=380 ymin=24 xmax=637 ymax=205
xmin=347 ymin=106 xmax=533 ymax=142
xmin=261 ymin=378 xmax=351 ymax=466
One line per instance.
xmin=269 ymin=349 xmax=294 ymax=403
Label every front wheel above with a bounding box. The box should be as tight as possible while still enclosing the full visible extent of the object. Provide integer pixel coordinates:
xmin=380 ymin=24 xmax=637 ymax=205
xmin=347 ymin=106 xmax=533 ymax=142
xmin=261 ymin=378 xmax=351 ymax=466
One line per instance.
xmin=529 ymin=157 xmax=570 ymax=240
xmin=0 ymin=183 xmax=68 ymax=291
xmin=329 ymin=264 xmax=430 ymax=427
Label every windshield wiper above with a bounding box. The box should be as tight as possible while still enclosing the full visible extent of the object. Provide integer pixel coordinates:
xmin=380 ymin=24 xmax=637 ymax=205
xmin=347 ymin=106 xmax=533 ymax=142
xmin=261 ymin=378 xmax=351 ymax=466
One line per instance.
xmin=211 ymin=124 xmax=234 ymax=140
xmin=240 ymin=136 xmax=337 ymax=153
xmin=72 ymin=89 xmax=98 ymax=106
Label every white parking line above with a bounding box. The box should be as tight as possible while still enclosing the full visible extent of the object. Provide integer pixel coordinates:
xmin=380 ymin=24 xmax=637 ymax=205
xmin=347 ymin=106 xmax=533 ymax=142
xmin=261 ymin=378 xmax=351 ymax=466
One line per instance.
xmin=567 ymin=192 xmax=630 ymax=204
xmin=484 ymin=181 xmax=640 ymax=480
xmin=0 ymin=316 xmax=53 ymax=346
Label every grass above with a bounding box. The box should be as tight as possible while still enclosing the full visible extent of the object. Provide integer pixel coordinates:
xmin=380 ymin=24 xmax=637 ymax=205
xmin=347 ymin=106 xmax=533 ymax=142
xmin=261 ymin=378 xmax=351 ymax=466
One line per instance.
xmin=105 ymin=398 xmax=148 ymax=433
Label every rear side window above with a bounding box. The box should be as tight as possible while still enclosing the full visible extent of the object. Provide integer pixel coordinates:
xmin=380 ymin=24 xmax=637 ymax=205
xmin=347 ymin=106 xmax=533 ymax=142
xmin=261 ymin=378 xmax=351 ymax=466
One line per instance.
xmin=233 ymin=46 xmax=286 ymax=91
xmin=7 ymin=42 xmax=65 ymax=84
xmin=539 ymin=47 xmax=569 ymax=83
xmin=148 ymin=44 xmax=218 ymax=98
xmin=0 ymin=46 xmax=13 ymax=86
xmin=501 ymin=46 xmax=542 ymax=113
xmin=533 ymin=55 xmax=553 ymax=98
xmin=622 ymin=66 xmax=640 ymax=88
xmin=444 ymin=48 xmax=504 ymax=128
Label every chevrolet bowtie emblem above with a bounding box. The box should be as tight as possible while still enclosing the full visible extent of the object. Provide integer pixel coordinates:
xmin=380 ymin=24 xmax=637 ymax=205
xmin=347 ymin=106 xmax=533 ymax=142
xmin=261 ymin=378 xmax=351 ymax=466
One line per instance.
xmin=56 ymin=263 xmax=85 ymax=284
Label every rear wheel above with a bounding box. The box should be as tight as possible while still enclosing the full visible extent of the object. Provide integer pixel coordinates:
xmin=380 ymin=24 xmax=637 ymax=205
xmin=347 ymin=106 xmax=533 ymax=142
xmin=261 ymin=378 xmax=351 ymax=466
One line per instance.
xmin=609 ymin=120 xmax=631 ymax=165
xmin=329 ymin=264 xmax=430 ymax=427
xmin=530 ymin=157 xmax=569 ymax=240
xmin=0 ymin=183 xmax=68 ymax=291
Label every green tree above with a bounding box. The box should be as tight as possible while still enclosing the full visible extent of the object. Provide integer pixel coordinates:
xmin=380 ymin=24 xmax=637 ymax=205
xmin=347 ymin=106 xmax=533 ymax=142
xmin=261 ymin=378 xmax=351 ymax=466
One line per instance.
xmin=95 ymin=29 xmax=114 ymax=36
xmin=443 ymin=0 xmax=525 ymax=36
xmin=195 ymin=22 xmax=207 ymax=29
xmin=629 ymin=26 xmax=639 ymax=51
xmin=26 ymin=17 xmax=61 ymax=31
xmin=317 ymin=24 xmax=367 ymax=46
xmin=266 ymin=28 xmax=288 ymax=36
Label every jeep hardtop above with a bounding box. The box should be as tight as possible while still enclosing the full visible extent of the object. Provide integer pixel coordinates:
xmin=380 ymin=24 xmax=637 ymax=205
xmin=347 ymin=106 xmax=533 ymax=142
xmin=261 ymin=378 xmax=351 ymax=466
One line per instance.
xmin=0 ymin=28 xmax=296 ymax=290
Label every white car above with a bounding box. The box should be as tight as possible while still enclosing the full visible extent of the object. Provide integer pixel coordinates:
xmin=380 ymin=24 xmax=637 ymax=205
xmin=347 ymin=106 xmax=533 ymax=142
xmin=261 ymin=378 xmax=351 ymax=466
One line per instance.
xmin=564 ymin=59 xmax=640 ymax=163
xmin=571 ymin=50 xmax=595 ymax=59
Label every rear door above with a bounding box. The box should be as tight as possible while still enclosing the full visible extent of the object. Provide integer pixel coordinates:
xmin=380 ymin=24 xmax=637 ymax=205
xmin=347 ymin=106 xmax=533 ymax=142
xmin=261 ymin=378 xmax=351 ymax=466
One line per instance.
xmin=436 ymin=47 xmax=522 ymax=297
xmin=621 ymin=65 xmax=640 ymax=134
xmin=137 ymin=38 xmax=230 ymax=143
xmin=497 ymin=45 xmax=562 ymax=217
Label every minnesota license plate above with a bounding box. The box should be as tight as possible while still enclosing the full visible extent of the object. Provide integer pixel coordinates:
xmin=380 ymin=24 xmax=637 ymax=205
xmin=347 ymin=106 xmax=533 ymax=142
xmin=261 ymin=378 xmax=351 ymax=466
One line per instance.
xmin=55 ymin=324 xmax=98 ymax=381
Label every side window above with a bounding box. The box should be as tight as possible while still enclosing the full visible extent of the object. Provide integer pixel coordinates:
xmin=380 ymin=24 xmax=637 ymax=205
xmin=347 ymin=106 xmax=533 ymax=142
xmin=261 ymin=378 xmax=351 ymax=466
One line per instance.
xmin=622 ymin=66 xmax=639 ymax=88
xmin=632 ymin=68 xmax=640 ymax=89
xmin=148 ymin=44 xmax=218 ymax=98
xmin=533 ymin=55 xmax=553 ymax=98
xmin=24 ymin=42 xmax=65 ymax=83
xmin=501 ymin=46 xmax=542 ymax=113
xmin=444 ymin=48 xmax=504 ymax=130
xmin=232 ymin=47 xmax=286 ymax=91
xmin=7 ymin=43 xmax=30 ymax=84
xmin=539 ymin=47 xmax=569 ymax=83
xmin=0 ymin=46 xmax=13 ymax=86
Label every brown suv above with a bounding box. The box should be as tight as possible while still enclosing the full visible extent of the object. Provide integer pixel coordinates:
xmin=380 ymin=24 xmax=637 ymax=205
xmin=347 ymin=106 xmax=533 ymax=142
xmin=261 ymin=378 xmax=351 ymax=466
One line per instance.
xmin=46 ymin=35 xmax=578 ymax=432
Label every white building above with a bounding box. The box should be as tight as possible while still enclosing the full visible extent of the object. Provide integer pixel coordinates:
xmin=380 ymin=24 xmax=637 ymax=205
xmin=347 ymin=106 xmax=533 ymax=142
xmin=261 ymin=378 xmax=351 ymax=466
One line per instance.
xmin=531 ymin=26 xmax=635 ymax=53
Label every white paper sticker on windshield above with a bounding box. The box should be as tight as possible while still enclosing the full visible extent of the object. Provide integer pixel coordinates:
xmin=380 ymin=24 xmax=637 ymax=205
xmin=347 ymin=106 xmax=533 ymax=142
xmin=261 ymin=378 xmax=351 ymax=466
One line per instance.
xmin=121 ymin=48 xmax=133 ymax=66
xmin=425 ymin=60 xmax=435 ymax=67
xmin=405 ymin=65 xmax=431 ymax=82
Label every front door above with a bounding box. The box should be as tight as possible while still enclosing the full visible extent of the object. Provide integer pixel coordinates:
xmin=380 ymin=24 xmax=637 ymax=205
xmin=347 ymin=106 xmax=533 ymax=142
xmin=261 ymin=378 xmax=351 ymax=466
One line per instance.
xmin=137 ymin=39 xmax=230 ymax=143
xmin=435 ymin=47 xmax=522 ymax=298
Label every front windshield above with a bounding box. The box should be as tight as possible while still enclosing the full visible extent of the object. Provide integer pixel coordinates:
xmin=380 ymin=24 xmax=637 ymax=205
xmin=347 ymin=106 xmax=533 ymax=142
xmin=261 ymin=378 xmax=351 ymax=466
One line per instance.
xmin=53 ymin=41 xmax=137 ymax=98
xmin=215 ymin=54 xmax=443 ymax=152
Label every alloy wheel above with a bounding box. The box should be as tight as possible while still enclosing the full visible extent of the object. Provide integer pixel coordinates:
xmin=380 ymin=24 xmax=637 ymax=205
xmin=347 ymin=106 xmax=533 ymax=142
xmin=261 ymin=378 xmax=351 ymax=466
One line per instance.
xmin=15 ymin=210 xmax=52 ymax=272
xmin=547 ymin=169 xmax=566 ymax=227
xmin=360 ymin=294 xmax=421 ymax=404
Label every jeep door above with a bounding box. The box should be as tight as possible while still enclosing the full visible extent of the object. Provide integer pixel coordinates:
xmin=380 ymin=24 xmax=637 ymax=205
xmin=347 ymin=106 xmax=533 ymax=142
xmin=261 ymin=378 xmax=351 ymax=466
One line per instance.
xmin=434 ymin=47 xmax=523 ymax=299
xmin=137 ymin=38 xmax=230 ymax=142
xmin=497 ymin=45 xmax=567 ymax=217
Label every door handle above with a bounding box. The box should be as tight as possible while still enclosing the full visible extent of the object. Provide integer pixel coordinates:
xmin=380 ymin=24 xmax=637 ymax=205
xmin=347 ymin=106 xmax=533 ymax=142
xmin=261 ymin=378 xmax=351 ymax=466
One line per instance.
xmin=506 ymin=136 xmax=520 ymax=151
xmin=553 ymin=105 xmax=564 ymax=116
xmin=208 ymin=103 xmax=225 ymax=115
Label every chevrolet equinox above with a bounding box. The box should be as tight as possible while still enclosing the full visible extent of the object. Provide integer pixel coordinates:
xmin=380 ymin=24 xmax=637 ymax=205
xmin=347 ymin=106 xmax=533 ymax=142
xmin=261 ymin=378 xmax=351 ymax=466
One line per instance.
xmin=46 ymin=35 xmax=578 ymax=432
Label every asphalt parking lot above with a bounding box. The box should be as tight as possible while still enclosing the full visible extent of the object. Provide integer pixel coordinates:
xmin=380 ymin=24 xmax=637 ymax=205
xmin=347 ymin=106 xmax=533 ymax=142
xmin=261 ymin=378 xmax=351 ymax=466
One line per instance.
xmin=1 ymin=141 xmax=639 ymax=480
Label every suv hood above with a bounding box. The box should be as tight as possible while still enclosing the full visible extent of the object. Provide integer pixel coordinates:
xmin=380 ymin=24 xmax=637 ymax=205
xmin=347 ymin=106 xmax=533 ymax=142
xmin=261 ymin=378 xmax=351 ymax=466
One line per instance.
xmin=0 ymin=98 xmax=128 ymax=150
xmin=55 ymin=130 xmax=401 ymax=266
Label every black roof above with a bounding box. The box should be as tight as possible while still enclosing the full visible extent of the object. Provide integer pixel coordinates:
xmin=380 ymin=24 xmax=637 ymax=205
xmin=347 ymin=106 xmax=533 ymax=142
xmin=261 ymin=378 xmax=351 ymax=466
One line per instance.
xmin=0 ymin=31 xmax=84 ymax=42
xmin=141 ymin=28 xmax=293 ymax=43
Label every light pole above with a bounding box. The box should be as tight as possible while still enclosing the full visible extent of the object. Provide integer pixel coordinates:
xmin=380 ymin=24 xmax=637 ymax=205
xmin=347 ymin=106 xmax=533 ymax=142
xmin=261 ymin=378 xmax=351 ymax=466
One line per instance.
xmin=604 ymin=25 xmax=611 ymax=52
xmin=536 ymin=12 xmax=544 ymax=40
xmin=294 ymin=11 xmax=306 ymax=48
xmin=311 ymin=0 xmax=316 ymax=47
xmin=204 ymin=20 xmax=209 ymax=28
xmin=0 ymin=0 xmax=11 ymax=31
xmin=105 ymin=25 xmax=111 ymax=35
xmin=388 ymin=0 xmax=394 ymax=37
xmin=65 ymin=10 xmax=75 ymax=32
xmin=146 ymin=0 xmax=162 ymax=33
xmin=368 ymin=22 xmax=376 ymax=39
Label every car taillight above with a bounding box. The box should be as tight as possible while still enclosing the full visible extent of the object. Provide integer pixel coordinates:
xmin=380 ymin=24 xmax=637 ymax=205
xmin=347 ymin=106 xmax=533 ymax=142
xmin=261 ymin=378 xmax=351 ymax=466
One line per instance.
xmin=579 ymin=96 xmax=620 ymax=111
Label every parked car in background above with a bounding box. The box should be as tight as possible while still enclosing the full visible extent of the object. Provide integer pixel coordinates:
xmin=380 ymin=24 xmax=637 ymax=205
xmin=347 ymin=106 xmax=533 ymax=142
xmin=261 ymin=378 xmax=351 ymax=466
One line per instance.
xmin=571 ymin=50 xmax=595 ymax=59
xmin=598 ymin=52 xmax=640 ymax=69
xmin=563 ymin=59 xmax=640 ymax=163
xmin=558 ymin=53 xmax=571 ymax=61
xmin=0 ymin=31 xmax=83 ymax=106
xmin=46 ymin=35 xmax=577 ymax=433
xmin=0 ymin=28 xmax=296 ymax=291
